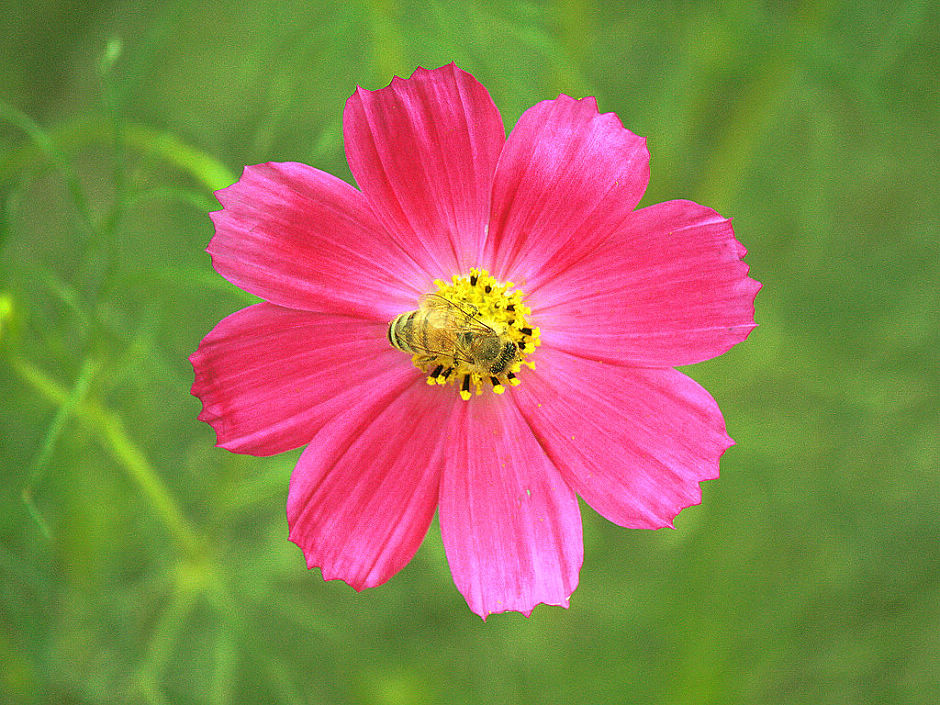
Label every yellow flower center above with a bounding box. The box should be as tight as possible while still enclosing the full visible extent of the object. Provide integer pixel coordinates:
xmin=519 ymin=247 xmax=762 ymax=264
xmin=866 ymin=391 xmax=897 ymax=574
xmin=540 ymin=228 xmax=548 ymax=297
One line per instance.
xmin=387 ymin=268 xmax=540 ymax=400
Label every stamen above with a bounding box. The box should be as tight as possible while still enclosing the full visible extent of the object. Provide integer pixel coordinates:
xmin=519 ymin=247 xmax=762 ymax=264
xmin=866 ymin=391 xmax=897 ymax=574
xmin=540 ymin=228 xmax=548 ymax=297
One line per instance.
xmin=389 ymin=267 xmax=540 ymax=400
xmin=460 ymin=374 xmax=472 ymax=401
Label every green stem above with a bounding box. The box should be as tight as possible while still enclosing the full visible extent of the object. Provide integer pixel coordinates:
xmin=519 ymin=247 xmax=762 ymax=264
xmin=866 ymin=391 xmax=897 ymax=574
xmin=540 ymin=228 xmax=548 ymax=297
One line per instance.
xmin=21 ymin=357 xmax=100 ymax=539
xmin=134 ymin=565 xmax=203 ymax=698
xmin=0 ymin=101 xmax=96 ymax=233
xmin=0 ymin=115 xmax=235 ymax=193
xmin=10 ymin=357 xmax=202 ymax=558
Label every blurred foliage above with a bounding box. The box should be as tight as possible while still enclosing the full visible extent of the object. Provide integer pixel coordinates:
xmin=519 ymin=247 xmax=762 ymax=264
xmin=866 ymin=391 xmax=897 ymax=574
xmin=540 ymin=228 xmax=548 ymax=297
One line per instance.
xmin=1 ymin=0 xmax=938 ymax=703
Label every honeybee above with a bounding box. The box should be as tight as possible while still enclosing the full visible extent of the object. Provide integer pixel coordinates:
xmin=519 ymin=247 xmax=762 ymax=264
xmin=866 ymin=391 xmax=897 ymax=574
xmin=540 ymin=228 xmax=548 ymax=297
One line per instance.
xmin=387 ymin=294 xmax=519 ymax=380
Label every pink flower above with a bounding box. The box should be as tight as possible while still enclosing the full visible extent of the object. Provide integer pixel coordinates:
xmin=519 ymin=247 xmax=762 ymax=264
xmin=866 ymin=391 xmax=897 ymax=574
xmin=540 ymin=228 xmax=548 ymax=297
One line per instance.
xmin=190 ymin=64 xmax=760 ymax=618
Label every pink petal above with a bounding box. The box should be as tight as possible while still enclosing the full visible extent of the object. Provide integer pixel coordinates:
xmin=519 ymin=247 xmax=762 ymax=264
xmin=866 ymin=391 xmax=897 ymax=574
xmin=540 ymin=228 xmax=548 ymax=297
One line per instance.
xmin=531 ymin=199 xmax=761 ymax=367
xmin=287 ymin=380 xmax=450 ymax=590
xmin=439 ymin=397 xmax=583 ymax=618
xmin=190 ymin=302 xmax=415 ymax=455
xmin=343 ymin=64 xmax=506 ymax=275
xmin=485 ymin=95 xmax=649 ymax=286
xmin=208 ymin=162 xmax=426 ymax=321
xmin=516 ymin=349 xmax=732 ymax=529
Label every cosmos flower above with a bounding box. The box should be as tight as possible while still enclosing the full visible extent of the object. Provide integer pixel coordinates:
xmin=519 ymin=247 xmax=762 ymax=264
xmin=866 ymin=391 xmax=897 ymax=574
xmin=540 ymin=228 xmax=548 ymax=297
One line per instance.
xmin=190 ymin=64 xmax=760 ymax=618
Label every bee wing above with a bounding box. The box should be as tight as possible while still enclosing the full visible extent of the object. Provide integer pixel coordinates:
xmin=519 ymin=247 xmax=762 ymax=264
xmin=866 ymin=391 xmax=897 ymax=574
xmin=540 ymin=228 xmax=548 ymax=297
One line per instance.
xmin=393 ymin=296 xmax=464 ymax=361
xmin=415 ymin=294 xmax=496 ymax=363
xmin=418 ymin=294 xmax=495 ymax=333
xmin=405 ymin=337 xmax=476 ymax=367
xmin=406 ymin=339 xmax=473 ymax=363
xmin=418 ymin=293 xmax=474 ymax=317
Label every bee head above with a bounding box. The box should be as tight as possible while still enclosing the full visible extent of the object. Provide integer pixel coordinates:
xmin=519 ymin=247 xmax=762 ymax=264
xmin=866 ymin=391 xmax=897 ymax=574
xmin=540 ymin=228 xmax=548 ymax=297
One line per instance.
xmin=489 ymin=341 xmax=518 ymax=375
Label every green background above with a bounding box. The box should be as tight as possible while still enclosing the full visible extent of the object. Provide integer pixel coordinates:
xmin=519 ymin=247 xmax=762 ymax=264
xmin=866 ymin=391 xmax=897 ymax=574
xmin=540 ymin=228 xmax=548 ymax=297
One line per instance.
xmin=1 ymin=1 xmax=937 ymax=703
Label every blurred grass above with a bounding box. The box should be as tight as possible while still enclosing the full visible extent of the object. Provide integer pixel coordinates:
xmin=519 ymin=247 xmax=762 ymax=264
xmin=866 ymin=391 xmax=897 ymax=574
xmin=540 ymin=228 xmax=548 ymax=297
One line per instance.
xmin=1 ymin=0 xmax=938 ymax=704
